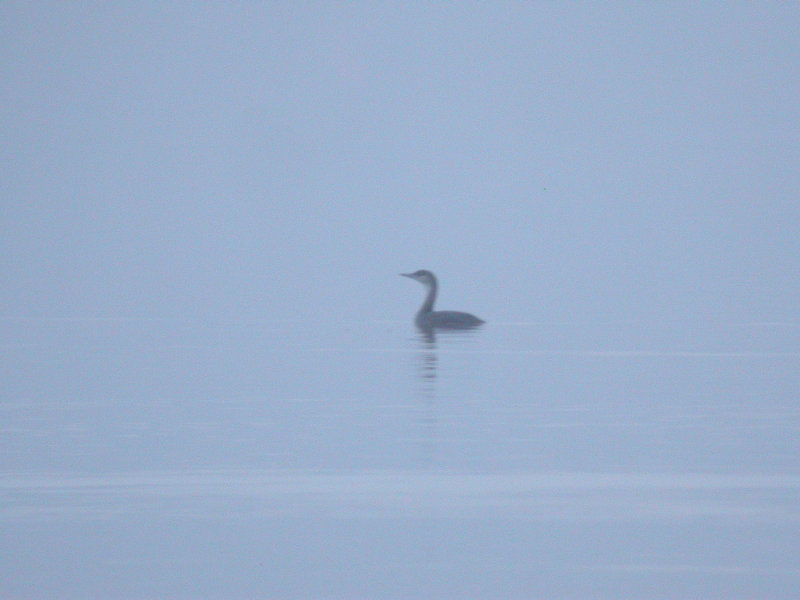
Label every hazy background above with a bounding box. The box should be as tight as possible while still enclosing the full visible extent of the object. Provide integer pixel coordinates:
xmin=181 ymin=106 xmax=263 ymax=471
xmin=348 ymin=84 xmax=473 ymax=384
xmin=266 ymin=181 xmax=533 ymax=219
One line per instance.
xmin=3 ymin=3 xmax=800 ymax=600
xmin=3 ymin=2 xmax=798 ymax=325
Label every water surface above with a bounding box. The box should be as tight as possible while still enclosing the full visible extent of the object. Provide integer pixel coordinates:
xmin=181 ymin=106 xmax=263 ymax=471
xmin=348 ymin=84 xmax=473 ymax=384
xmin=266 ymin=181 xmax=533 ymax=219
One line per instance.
xmin=2 ymin=318 xmax=799 ymax=599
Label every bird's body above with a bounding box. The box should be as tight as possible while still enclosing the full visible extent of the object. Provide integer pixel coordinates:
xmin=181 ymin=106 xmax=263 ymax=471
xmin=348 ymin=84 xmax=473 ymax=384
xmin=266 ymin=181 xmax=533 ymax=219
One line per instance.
xmin=401 ymin=270 xmax=484 ymax=330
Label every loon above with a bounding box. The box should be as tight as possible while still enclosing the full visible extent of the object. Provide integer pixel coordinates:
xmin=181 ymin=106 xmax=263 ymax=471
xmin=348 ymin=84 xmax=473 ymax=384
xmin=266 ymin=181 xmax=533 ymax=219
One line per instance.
xmin=401 ymin=270 xmax=485 ymax=330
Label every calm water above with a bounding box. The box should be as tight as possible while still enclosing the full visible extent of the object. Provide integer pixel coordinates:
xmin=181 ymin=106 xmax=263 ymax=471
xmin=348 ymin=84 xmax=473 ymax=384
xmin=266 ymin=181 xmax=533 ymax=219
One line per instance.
xmin=2 ymin=317 xmax=799 ymax=599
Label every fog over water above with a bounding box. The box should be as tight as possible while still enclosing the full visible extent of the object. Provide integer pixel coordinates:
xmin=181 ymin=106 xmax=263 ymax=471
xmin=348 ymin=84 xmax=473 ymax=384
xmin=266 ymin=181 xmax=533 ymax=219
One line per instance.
xmin=3 ymin=3 xmax=800 ymax=599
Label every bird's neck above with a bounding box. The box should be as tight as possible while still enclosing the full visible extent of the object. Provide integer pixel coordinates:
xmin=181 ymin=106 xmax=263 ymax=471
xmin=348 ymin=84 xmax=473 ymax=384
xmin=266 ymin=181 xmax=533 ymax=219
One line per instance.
xmin=419 ymin=282 xmax=437 ymax=314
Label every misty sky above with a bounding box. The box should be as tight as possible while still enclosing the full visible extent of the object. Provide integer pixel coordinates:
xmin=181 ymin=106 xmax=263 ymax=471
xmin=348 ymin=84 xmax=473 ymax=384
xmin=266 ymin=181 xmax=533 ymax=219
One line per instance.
xmin=3 ymin=3 xmax=799 ymax=325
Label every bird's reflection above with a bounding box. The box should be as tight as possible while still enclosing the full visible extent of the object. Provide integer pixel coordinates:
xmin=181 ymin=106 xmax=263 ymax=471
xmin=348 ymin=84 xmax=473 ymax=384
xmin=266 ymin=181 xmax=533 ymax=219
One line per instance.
xmin=416 ymin=328 xmax=438 ymax=380
xmin=409 ymin=329 xmax=437 ymax=467
xmin=413 ymin=327 xmax=482 ymax=383
xmin=409 ymin=327 xmax=482 ymax=468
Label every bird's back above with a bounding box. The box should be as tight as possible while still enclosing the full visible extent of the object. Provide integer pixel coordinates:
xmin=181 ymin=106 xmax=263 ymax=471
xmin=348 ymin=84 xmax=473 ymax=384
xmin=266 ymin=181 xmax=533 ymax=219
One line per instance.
xmin=417 ymin=310 xmax=484 ymax=330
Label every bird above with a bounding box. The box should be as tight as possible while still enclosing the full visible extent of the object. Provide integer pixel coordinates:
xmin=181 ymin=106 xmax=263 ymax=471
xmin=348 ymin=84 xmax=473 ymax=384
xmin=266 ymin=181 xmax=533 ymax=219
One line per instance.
xmin=400 ymin=270 xmax=485 ymax=331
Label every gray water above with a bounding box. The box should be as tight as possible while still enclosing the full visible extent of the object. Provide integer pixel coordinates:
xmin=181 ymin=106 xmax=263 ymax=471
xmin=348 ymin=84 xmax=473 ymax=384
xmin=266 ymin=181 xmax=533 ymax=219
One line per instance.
xmin=2 ymin=317 xmax=798 ymax=599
